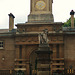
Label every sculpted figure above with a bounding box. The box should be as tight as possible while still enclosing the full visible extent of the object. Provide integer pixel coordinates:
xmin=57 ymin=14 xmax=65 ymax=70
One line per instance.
xmin=39 ymin=29 xmax=49 ymax=44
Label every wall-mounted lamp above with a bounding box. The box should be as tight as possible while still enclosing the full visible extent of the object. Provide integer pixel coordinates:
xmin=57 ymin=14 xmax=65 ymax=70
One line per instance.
xmin=2 ymin=57 xmax=5 ymax=61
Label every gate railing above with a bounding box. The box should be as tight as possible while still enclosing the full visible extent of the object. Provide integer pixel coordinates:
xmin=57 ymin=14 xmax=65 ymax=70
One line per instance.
xmin=0 ymin=70 xmax=16 ymax=75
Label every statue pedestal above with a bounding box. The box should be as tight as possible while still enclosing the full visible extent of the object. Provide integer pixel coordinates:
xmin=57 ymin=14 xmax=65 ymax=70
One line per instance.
xmin=35 ymin=44 xmax=53 ymax=75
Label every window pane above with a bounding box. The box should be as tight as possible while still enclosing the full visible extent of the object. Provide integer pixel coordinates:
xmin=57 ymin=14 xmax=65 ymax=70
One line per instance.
xmin=0 ymin=41 xmax=3 ymax=49
xmin=2 ymin=42 xmax=3 ymax=44
xmin=1 ymin=45 xmax=3 ymax=47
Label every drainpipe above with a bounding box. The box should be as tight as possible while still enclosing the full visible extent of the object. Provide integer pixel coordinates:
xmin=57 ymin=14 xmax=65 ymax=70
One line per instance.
xmin=70 ymin=10 xmax=75 ymax=28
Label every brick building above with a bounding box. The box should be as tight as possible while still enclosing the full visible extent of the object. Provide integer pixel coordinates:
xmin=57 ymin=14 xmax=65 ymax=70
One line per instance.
xmin=0 ymin=0 xmax=75 ymax=75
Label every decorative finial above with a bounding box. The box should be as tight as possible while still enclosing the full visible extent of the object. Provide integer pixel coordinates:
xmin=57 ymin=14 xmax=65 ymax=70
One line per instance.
xmin=70 ymin=10 xmax=75 ymax=15
xmin=8 ymin=13 xmax=15 ymax=18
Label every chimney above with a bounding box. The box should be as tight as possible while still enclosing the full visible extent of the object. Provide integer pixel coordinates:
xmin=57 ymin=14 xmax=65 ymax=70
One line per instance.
xmin=70 ymin=10 xmax=75 ymax=28
xmin=8 ymin=13 xmax=15 ymax=31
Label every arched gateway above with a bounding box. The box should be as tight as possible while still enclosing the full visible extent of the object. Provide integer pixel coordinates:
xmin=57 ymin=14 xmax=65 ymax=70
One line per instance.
xmin=13 ymin=0 xmax=64 ymax=75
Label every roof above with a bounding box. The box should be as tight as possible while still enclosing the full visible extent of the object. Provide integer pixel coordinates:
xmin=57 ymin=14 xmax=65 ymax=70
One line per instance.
xmin=0 ymin=29 xmax=9 ymax=33
xmin=16 ymin=22 xmax=64 ymax=26
xmin=63 ymin=27 xmax=75 ymax=32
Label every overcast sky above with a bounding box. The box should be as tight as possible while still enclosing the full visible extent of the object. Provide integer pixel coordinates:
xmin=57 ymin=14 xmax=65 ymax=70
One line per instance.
xmin=0 ymin=0 xmax=75 ymax=29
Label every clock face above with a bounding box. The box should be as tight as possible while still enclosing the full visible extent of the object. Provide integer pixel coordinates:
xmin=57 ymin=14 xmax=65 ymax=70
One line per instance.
xmin=36 ymin=1 xmax=46 ymax=10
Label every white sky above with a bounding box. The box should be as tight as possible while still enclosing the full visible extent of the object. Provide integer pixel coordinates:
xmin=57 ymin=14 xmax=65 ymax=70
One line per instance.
xmin=0 ymin=0 xmax=75 ymax=29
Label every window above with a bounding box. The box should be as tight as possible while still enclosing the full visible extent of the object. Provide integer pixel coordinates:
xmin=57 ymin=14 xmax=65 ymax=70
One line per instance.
xmin=0 ymin=41 xmax=4 ymax=49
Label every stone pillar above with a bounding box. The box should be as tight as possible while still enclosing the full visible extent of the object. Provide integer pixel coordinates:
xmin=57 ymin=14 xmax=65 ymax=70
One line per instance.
xmin=16 ymin=45 xmax=20 ymax=59
xmin=26 ymin=60 xmax=30 ymax=75
xmin=53 ymin=44 xmax=57 ymax=58
xmin=8 ymin=13 xmax=15 ymax=31
xmin=50 ymin=0 xmax=53 ymax=14
xmin=70 ymin=10 xmax=75 ymax=28
xmin=50 ymin=62 xmax=53 ymax=75
xmin=22 ymin=45 xmax=25 ymax=59
xmin=59 ymin=44 xmax=63 ymax=58
xmin=59 ymin=44 xmax=64 ymax=69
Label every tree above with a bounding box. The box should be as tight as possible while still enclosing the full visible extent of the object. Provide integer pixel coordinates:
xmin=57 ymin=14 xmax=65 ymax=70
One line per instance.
xmin=63 ymin=17 xmax=75 ymax=27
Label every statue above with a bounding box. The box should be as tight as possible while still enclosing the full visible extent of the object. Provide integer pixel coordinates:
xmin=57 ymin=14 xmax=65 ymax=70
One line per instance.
xmin=39 ymin=29 xmax=49 ymax=44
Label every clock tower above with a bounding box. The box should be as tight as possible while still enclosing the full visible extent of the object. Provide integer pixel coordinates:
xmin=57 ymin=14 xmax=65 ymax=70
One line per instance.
xmin=28 ymin=0 xmax=54 ymax=23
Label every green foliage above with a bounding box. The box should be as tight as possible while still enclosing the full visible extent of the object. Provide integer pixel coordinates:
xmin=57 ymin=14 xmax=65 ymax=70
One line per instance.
xmin=63 ymin=17 xmax=75 ymax=27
